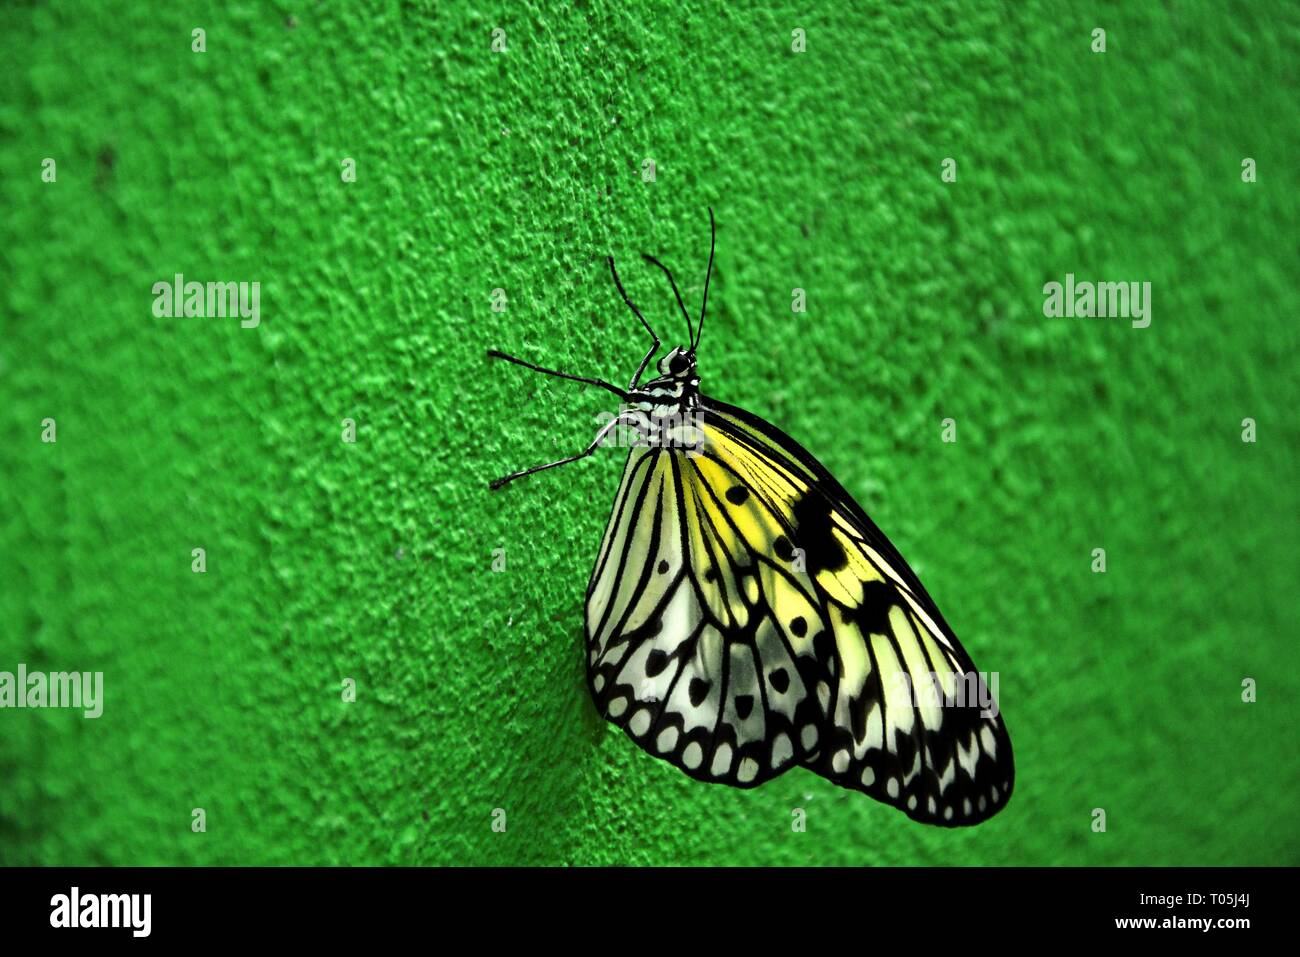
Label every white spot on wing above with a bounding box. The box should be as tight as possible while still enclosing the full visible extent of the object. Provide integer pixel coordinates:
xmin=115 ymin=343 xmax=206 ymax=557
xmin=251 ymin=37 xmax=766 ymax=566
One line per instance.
xmin=682 ymin=742 xmax=703 ymax=769
xmin=980 ymin=725 xmax=996 ymax=758
xmin=711 ymin=743 xmax=733 ymax=776
xmin=902 ymin=749 xmax=922 ymax=785
xmin=938 ymin=758 xmax=955 ymax=794
xmin=861 ymin=704 xmax=883 ymax=754
xmin=957 ymin=731 xmax=979 ymax=780
xmin=771 ymin=733 xmax=793 ymax=768
xmin=801 ymin=724 xmax=818 ymax=750
xmin=629 ymin=709 xmax=651 ymax=736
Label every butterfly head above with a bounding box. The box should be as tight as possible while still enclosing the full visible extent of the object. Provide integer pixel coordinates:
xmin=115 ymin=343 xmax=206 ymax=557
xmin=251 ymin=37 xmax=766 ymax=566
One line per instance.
xmin=657 ymin=346 xmax=696 ymax=379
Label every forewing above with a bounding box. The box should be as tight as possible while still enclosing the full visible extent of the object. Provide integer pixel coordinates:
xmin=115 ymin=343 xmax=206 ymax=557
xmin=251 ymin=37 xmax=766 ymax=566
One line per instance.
xmin=700 ymin=399 xmax=1015 ymax=825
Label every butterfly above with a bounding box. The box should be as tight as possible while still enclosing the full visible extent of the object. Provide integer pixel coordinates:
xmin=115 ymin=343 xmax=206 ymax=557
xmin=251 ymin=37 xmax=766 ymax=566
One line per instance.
xmin=488 ymin=210 xmax=1013 ymax=826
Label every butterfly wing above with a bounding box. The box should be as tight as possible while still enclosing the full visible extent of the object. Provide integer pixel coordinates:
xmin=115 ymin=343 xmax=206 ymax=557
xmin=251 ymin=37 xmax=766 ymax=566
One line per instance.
xmin=699 ymin=399 xmax=1014 ymax=825
xmin=584 ymin=399 xmax=1014 ymax=826
xmin=585 ymin=444 xmax=825 ymax=786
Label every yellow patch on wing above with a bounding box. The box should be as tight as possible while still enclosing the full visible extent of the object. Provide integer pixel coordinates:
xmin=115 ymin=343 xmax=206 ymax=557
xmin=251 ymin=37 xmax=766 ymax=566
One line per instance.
xmin=693 ymin=456 xmax=785 ymax=558
xmin=710 ymin=429 xmax=809 ymax=505
xmin=679 ymin=464 xmax=746 ymax=630
xmin=761 ymin=570 xmax=821 ymax=656
xmin=871 ymin=631 xmax=915 ymax=737
xmin=891 ymin=605 xmax=944 ymax=731
xmin=831 ymin=608 xmax=872 ymax=701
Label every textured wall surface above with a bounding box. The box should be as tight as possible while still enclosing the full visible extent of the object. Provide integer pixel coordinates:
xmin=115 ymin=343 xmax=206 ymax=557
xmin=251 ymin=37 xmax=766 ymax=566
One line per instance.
xmin=1 ymin=2 xmax=1296 ymax=866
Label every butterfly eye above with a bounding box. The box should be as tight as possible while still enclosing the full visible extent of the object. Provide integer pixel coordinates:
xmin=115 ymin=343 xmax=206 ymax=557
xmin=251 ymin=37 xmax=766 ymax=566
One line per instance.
xmin=668 ymin=352 xmax=689 ymax=375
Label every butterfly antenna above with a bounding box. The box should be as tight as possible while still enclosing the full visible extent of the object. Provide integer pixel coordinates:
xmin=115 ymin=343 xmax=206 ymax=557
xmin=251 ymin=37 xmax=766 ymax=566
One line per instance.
xmin=607 ymin=255 xmax=655 ymax=341
xmin=640 ymin=253 xmax=695 ymax=349
xmin=694 ymin=207 xmax=715 ymax=352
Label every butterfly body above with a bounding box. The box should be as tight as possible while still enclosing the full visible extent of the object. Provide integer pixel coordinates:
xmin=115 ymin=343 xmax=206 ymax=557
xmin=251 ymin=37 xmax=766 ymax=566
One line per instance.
xmin=491 ymin=211 xmax=1013 ymax=826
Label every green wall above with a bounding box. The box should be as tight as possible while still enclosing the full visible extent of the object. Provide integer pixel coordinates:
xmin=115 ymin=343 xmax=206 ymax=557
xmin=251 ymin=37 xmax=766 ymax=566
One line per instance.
xmin=1 ymin=1 xmax=1296 ymax=866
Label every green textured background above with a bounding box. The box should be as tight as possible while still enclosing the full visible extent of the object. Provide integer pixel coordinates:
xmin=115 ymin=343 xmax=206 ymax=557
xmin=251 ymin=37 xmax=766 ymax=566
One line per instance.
xmin=2 ymin=1 xmax=1297 ymax=866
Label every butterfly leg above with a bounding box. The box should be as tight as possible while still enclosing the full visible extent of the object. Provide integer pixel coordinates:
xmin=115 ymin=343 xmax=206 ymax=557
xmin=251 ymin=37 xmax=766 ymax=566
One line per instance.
xmin=488 ymin=411 xmax=642 ymax=490
xmin=486 ymin=350 xmax=630 ymax=401
xmin=607 ymin=256 xmax=660 ymax=389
